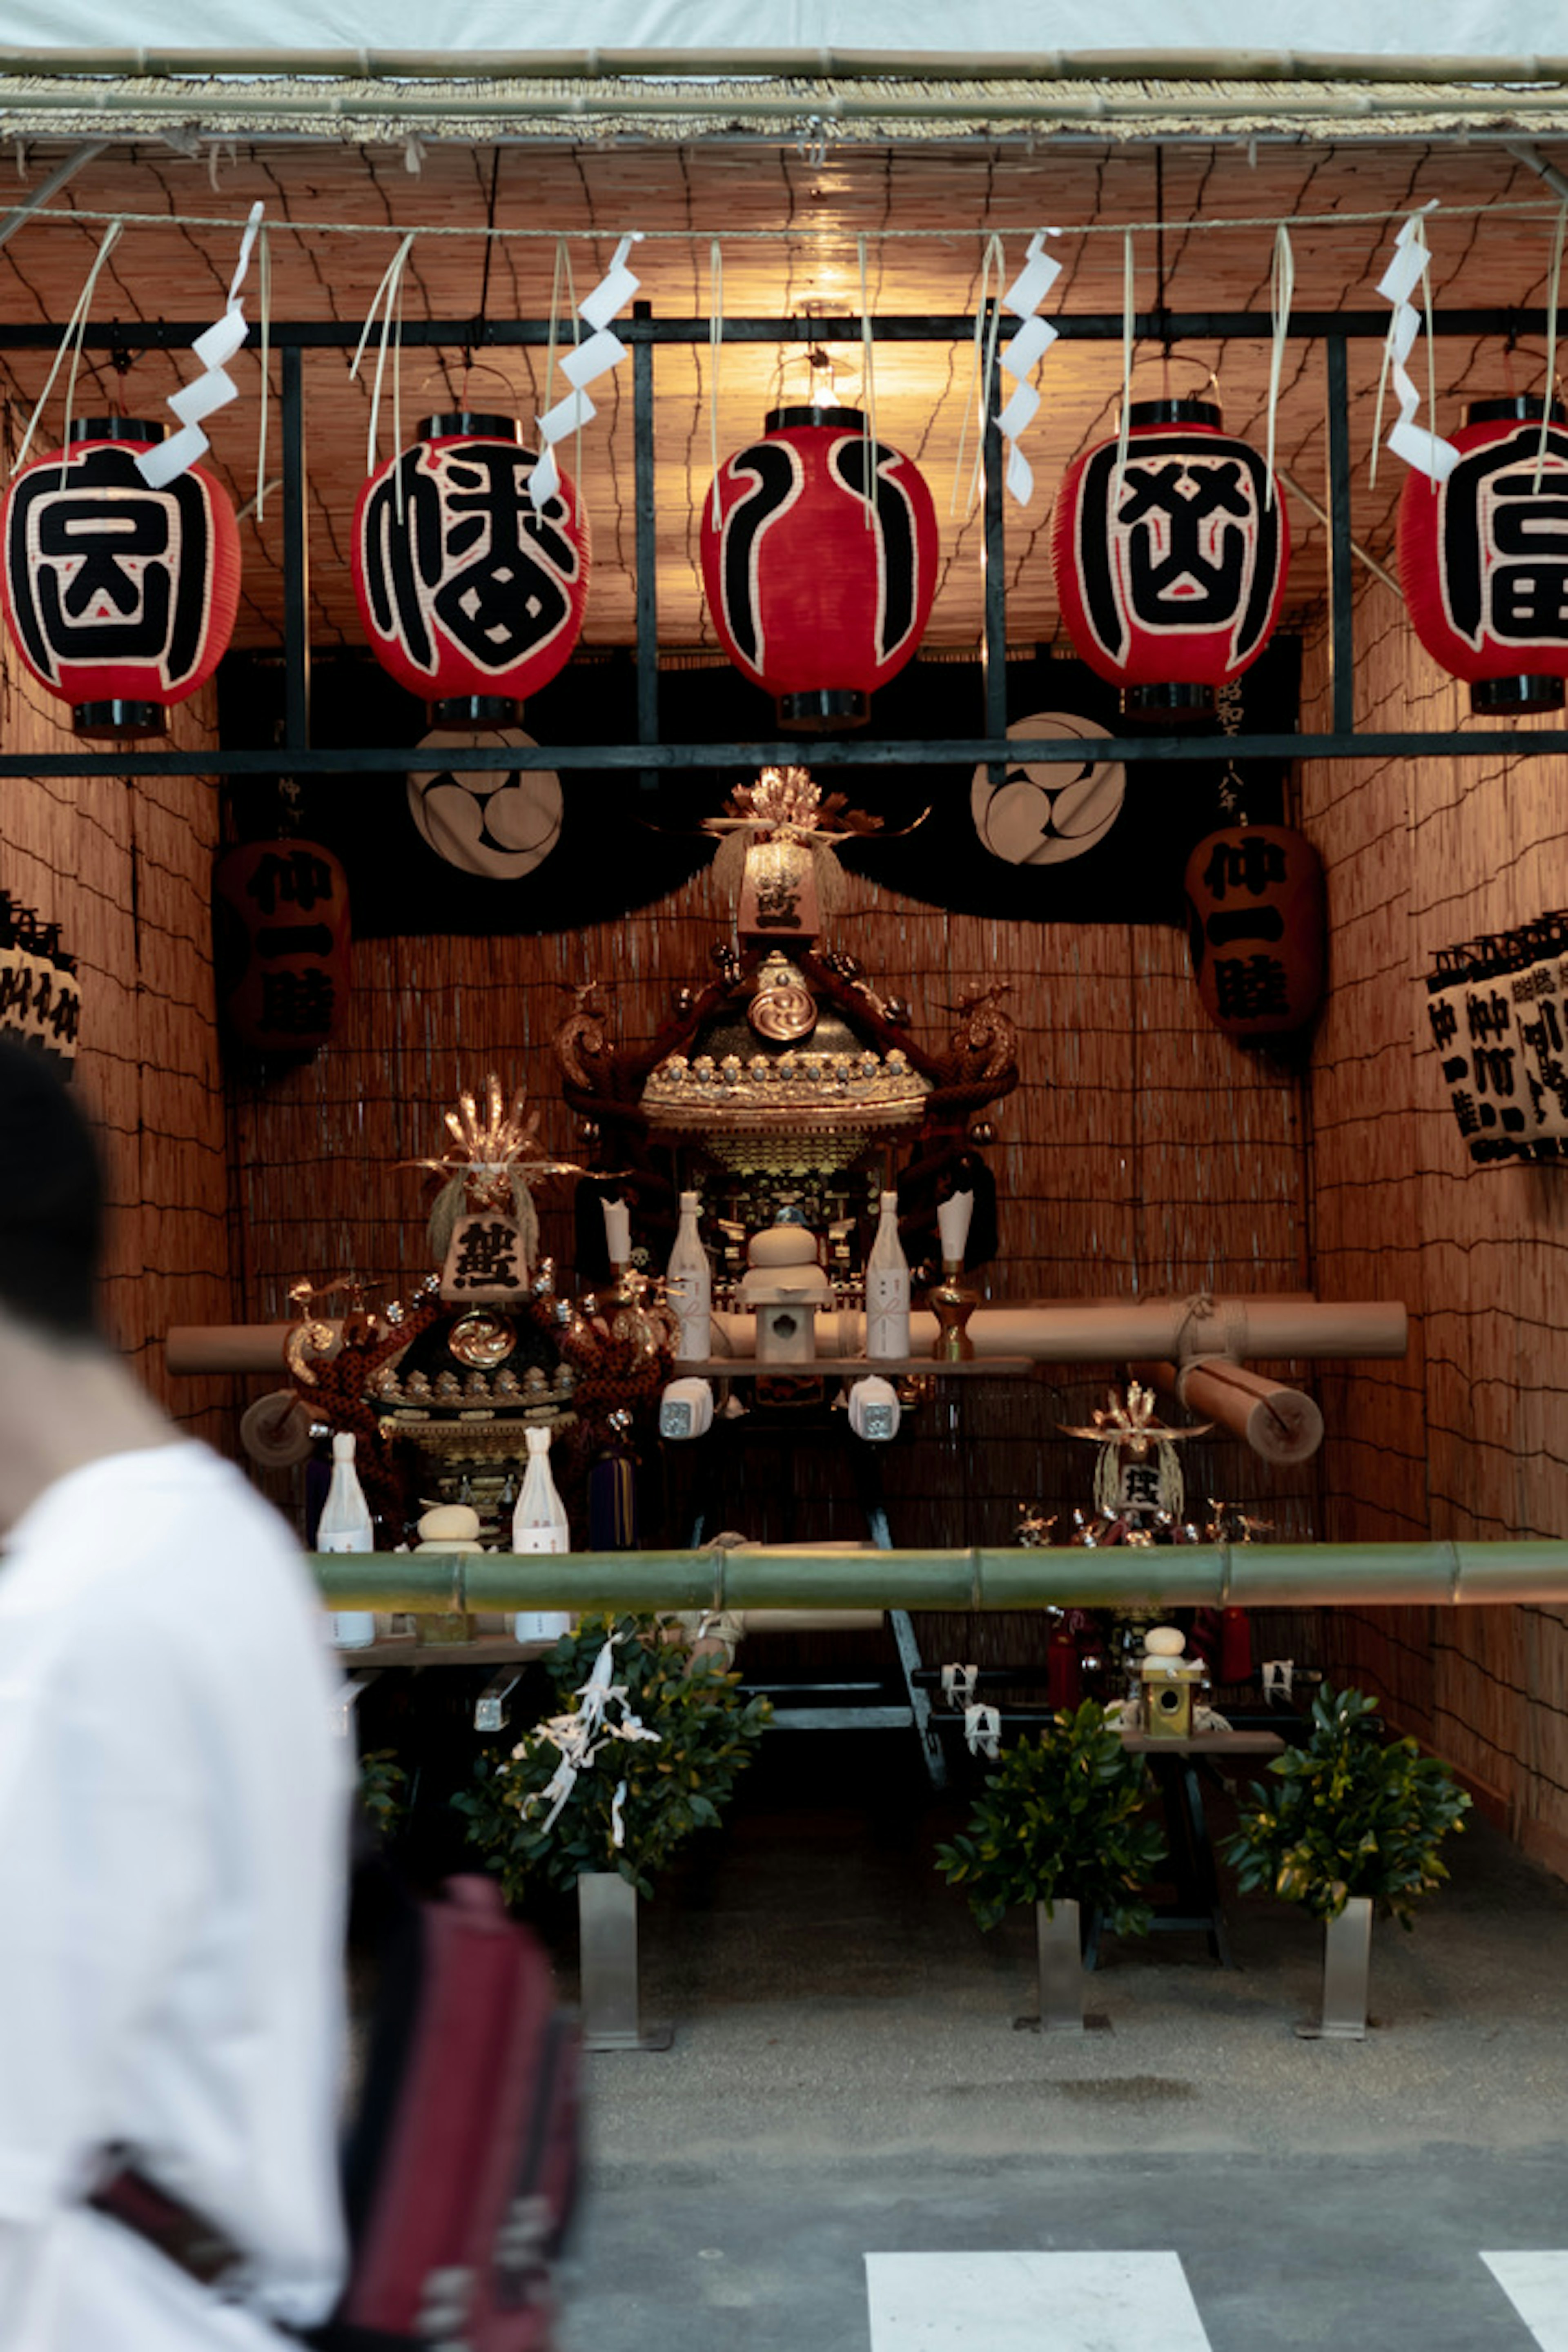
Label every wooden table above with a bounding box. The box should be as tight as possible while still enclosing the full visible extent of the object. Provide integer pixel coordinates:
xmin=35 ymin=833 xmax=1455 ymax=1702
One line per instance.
xmin=1094 ymin=1729 xmax=1287 ymax=1969
xmin=332 ymin=1629 xmax=560 ymax=1735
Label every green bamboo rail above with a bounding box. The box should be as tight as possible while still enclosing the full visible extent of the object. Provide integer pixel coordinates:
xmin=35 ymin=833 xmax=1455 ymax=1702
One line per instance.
xmin=310 ymin=1541 xmax=1568 ymax=1614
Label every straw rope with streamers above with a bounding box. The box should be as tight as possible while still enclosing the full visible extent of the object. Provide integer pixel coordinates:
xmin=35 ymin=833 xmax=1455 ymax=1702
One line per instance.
xmin=404 ymin=1074 xmax=587 ymax=1275
xmin=137 ymin=198 xmax=264 ymax=488
xmin=995 ymin=227 xmax=1064 ymax=508
xmin=531 ymin=230 xmax=643 ymax=514
xmin=1371 ymin=205 xmax=1457 ymax=489
xmin=26 ymin=194 xmax=1568 ymax=250
xmin=1265 ymin=221 xmax=1293 ymax=507
xmin=10 ymin=219 xmax=123 ymax=479
xmin=704 ymin=765 xmax=884 ymax=921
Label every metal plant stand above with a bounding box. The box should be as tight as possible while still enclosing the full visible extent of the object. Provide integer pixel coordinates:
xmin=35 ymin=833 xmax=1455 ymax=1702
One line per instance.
xmin=1297 ymin=1894 xmax=1373 ymax=2040
xmin=1034 ymin=1898 xmax=1085 ymax=2032
xmin=577 ymin=1871 xmax=673 ymax=2053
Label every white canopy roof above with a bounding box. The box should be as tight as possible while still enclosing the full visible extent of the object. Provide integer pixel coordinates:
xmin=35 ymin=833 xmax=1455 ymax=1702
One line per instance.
xmin=0 ymin=0 xmax=1558 ymax=65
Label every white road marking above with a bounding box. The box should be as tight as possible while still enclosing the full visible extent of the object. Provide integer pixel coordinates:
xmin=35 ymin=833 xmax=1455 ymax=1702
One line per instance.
xmin=1483 ymin=2252 xmax=1568 ymax=2349
xmin=864 ymin=2251 xmax=1213 ymax=2349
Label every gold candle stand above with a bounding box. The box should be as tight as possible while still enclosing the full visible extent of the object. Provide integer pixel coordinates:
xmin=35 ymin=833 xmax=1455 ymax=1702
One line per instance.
xmin=929 ymin=1259 xmax=978 ymax=1361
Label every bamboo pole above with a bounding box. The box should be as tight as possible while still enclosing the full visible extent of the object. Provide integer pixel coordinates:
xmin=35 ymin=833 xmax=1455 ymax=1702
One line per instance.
xmin=1129 ymin=1356 xmax=1325 ymax=1465
xmin=310 ymin=1539 xmax=1568 ymax=1613
xmin=168 ymin=1296 xmax=1407 ymax=1376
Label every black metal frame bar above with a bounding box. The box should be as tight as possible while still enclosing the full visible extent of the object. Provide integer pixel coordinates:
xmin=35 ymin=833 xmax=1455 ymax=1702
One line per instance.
xmin=3 ymin=300 xmax=1565 ymax=779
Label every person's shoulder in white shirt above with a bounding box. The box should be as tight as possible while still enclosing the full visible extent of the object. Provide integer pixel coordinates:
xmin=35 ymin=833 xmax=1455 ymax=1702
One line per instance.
xmin=0 ymin=1043 xmax=349 ymax=2350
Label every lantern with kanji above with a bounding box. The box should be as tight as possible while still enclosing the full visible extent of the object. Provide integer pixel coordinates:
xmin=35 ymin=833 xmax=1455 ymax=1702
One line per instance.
xmin=1051 ymin=399 xmax=1290 ymax=720
xmin=0 ymin=417 xmax=240 ymax=739
xmin=1183 ymin=822 xmax=1325 ymax=1040
xmin=700 ymin=405 xmax=938 ymax=730
xmin=351 ymin=413 xmax=589 ymax=727
xmin=1399 ymin=395 xmax=1568 ymax=713
xmin=213 ymin=839 xmax=351 ymax=1057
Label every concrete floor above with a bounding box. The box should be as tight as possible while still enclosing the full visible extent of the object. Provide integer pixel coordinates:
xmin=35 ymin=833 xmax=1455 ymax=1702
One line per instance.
xmin=553 ymin=1727 xmax=1568 ymax=2350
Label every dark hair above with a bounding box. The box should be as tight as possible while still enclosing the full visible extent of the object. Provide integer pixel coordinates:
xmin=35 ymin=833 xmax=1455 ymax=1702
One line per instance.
xmin=0 ymin=1041 xmax=103 ymax=1343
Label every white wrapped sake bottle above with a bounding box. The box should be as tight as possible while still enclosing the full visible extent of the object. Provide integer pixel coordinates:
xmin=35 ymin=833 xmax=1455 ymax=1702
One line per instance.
xmin=317 ymin=1430 xmax=376 ymax=1649
xmin=666 ymin=1189 xmax=712 ymax=1361
xmin=865 ymin=1190 xmax=911 ymax=1361
xmin=512 ymin=1423 xmax=573 ymax=1644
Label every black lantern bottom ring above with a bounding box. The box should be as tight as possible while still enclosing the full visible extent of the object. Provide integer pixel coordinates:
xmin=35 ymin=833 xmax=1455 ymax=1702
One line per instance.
xmin=430 ymin=695 xmax=525 ymax=730
xmin=1122 ymin=680 xmax=1216 ymax=723
xmin=775 ymin=687 xmax=870 ymax=733
xmin=73 ymin=700 xmax=167 ymax=741
xmin=1470 ymin=674 xmax=1566 ymax=715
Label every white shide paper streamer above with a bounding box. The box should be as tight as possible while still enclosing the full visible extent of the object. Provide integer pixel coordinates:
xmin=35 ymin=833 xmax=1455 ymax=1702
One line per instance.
xmin=995 ymin=228 xmax=1063 ymax=508
xmin=531 ymin=231 xmax=644 ymax=512
xmin=138 ymin=200 xmax=265 ymax=489
xmin=1372 ymin=208 xmax=1458 ymax=488
xmin=521 ymin=1632 xmax=661 ymax=1842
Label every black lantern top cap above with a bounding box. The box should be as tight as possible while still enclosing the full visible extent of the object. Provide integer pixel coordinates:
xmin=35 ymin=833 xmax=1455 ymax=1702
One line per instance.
xmin=1126 ymin=398 xmax=1224 ymax=430
xmin=68 ymin=417 xmax=166 ymax=445
xmin=419 ymin=412 xmax=522 ymax=443
xmin=766 ymin=404 xmax=865 ymax=434
xmin=1464 ymin=394 xmax=1568 ymax=426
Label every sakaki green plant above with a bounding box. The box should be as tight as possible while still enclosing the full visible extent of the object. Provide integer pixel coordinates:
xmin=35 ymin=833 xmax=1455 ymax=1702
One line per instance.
xmin=357 ymin=1746 xmax=410 ymax=1841
xmin=1223 ymin=1684 xmax=1471 ymax=1927
xmin=935 ymin=1699 xmax=1167 ymax=1936
xmin=455 ymin=1614 xmax=771 ymax=1902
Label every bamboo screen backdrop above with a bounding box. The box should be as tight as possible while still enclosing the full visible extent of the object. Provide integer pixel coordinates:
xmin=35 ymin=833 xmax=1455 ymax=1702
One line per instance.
xmin=4 ymin=585 xmax=1568 ymax=1867
xmin=0 ymin=661 xmax=232 ymax=1452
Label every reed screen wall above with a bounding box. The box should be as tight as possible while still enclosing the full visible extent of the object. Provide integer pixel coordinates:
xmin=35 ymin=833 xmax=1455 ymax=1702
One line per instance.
xmin=0 ymin=644 xmax=233 ymax=1446
xmin=1298 ymin=589 xmax=1568 ymax=1874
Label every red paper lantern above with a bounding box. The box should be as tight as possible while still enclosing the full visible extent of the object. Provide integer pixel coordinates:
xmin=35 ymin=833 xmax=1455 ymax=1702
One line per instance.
xmin=352 ymin=412 xmax=589 ymax=727
xmin=1183 ymin=822 xmax=1325 ymax=1040
xmin=213 ymin=838 xmax=351 ymax=1057
xmin=1398 ymin=394 xmax=1568 ymax=713
xmin=700 ymin=405 xmax=938 ymax=730
xmin=1051 ymin=398 xmax=1289 ymax=720
xmin=0 ymin=416 xmax=239 ymax=739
